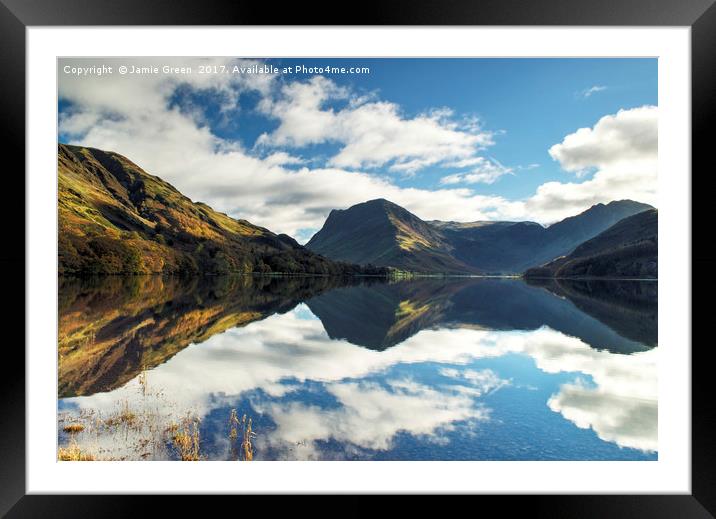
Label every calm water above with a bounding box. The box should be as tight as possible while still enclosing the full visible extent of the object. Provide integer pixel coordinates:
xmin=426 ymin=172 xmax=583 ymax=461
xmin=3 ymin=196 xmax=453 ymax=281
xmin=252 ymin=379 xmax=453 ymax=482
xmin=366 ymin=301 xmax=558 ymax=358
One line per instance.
xmin=58 ymin=275 xmax=657 ymax=461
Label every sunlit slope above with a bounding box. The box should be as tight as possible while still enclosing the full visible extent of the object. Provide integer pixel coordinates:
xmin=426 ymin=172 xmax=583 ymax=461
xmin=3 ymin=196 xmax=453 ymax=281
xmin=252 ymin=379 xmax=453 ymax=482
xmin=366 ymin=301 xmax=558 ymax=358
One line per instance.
xmin=306 ymin=199 xmax=479 ymax=274
xmin=307 ymin=197 xmax=653 ymax=275
xmin=58 ymin=144 xmax=381 ymax=275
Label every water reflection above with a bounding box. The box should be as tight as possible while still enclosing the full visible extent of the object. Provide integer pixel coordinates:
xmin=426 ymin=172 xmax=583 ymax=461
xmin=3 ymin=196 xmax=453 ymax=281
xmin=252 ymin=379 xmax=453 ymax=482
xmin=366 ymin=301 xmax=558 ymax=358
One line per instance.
xmin=58 ymin=275 xmax=657 ymax=460
xmin=308 ymin=277 xmax=657 ymax=353
xmin=58 ymin=275 xmax=353 ymax=396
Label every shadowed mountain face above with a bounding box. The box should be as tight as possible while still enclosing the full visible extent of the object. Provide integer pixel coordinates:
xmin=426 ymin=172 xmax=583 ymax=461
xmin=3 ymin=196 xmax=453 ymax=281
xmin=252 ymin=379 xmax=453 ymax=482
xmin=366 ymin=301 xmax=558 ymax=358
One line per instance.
xmin=526 ymin=278 xmax=657 ymax=347
xmin=433 ymin=200 xmax=654 ymax=274
xmin=304 ymin=278 xmax=468 ymax=350
xmin=58 ymin=275 xmax=355 ymax=397
xmin=58 ymin=144 xmax=384 ymax=276
xmin=307 ymin=277 xmax=657 ymax=353
xmin=525 ymin=209 xmax=658 ymax=279
xmin=306 ymin=199 xmax=479 ymax=274
xmin=306 ymin=198 xmax=653 ymax=274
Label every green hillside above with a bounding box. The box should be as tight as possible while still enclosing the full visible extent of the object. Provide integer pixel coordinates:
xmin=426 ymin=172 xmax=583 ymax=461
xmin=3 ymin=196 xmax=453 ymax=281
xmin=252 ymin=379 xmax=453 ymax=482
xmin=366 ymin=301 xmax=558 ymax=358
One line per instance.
xmin=524 ymin=209 xmax=658 ymax=278
xmin=306 ymin=199 xmax=479 ymax=274
xmin=58 ymin=144 xmax=385 ymax=276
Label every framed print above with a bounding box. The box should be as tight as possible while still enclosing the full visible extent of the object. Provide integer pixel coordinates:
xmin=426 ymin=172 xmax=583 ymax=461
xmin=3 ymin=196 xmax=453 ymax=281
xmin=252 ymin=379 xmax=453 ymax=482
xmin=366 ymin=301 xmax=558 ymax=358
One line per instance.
xmin=2 ymin=0 xmax=714 ymax=515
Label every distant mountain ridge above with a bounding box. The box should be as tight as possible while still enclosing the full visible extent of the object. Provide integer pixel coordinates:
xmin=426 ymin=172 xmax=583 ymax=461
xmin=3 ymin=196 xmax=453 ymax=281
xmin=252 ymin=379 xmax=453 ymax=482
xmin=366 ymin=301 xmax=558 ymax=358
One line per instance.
xmin=525 ymin=209 xmax=658 ymax=279
xmin=432 ymin=200 xmax=654 ymax=273
xmin=58 ymin=144 xmax=384 ymax=276
xmin=307 ymin=198 xmax=654 ymax=274
xmin=306 ymin=277 xmax=655 ymax=353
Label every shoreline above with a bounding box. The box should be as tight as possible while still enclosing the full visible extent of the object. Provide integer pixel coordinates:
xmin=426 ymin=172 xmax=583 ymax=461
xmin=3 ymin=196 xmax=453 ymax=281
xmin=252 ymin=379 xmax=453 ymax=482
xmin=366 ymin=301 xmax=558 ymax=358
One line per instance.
xmin=57 ymin=272 xmax=657 ymax=282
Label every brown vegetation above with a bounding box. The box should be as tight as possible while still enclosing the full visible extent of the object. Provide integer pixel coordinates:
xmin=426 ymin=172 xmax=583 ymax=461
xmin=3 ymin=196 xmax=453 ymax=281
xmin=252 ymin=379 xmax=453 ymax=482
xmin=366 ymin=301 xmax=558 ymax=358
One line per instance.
xmin=58 ymin=274 xmax=359 ymax=397
xmin=58 ymin=369 xmax=256 ymax=461
xmin=58 ymin=144 xmax=387 ymax=276
xmin=58 ymin=442 xmax=95 ymax=461
xmin=170 ymin=417 xmax=201 ymax=461
xmin=229 ymin=409 xmax=255 ymax=461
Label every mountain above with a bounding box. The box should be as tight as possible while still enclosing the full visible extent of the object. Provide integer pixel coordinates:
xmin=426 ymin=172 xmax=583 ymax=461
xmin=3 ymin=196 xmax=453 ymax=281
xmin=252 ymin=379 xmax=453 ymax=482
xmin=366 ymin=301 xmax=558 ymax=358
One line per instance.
xmin=60 ymin=274 xmax=657 ymax=397
xmin=305 ymin=199 xmax=479 ymax=274
xmin=526 ymin=277 xmax=657 ymax=347
xmin=305 ymin=278 xmax=466 ymax=350
xmin=58 ymin=144 xmax=385 ymax=276
xmin=306 ymin=197 xmax=653 ymax=274
xmin=306 ymin=277 xmax=655 ymax=354
xmin=524 ymin=209 xmax=657 ymax=278
xmin=58 ymin=274 xmax=354 ymax=396
xmin=433 ymin=200 xmax=654 ymax=274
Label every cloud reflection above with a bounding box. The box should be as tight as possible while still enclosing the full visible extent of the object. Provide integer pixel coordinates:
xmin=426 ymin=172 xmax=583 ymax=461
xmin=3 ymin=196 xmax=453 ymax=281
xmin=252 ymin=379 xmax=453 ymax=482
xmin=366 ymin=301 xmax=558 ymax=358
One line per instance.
xmin=62 ymin=305 xmax=657 ymax=456
xmin=253 ymin=378 xmax=493 ymax=459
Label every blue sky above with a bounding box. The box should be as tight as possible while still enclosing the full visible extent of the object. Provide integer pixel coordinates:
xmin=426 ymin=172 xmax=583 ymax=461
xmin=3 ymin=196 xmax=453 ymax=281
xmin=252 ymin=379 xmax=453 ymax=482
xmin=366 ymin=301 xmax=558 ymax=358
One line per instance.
xmin=58 ymin=58 xmax=658 ymax=241
xmin=255 ymin=58 xmax=657 ymax=199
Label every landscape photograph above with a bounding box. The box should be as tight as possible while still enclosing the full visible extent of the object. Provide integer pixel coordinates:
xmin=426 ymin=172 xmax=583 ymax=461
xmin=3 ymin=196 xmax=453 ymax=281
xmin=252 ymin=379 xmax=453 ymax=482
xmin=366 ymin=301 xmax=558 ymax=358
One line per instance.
xmin=57 ymin=57 xmax=658 ymax=461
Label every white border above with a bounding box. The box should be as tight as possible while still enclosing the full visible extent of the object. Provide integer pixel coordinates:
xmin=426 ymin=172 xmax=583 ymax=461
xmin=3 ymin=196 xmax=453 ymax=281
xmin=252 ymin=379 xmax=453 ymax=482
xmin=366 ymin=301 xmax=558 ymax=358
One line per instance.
xmin=27 ymin=27 xmax=691 ymax=494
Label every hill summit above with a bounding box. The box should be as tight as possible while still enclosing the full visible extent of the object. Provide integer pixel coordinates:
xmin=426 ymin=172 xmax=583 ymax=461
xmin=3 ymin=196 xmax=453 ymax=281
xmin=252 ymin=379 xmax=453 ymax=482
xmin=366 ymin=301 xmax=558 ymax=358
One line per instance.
xmin=58 ymin=144 xmax=384 ymax=276
xmin=306 ymin=198 xmax=479 ymax=274
xmin=307 ymin=198 xmax=654 ymax=274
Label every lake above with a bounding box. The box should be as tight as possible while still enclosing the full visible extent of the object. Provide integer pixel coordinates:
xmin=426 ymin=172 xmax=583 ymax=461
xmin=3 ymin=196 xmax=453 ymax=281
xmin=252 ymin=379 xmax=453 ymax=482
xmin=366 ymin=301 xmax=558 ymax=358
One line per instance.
xmin=57 ymin=275 xmax=657 ymax=461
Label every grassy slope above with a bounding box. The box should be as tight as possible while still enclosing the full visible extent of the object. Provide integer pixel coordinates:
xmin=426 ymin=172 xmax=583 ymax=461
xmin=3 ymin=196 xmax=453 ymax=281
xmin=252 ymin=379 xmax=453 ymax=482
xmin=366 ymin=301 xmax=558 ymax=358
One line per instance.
xmin=524 ymin=209 xmax=658 ymax=278
xmin=306 ymin=199 xmax=480 ymax=274
xmin=58 ymin=144 xmax=383 ymax=276
xmin=308 ymin=198 xmax=652 ymax=275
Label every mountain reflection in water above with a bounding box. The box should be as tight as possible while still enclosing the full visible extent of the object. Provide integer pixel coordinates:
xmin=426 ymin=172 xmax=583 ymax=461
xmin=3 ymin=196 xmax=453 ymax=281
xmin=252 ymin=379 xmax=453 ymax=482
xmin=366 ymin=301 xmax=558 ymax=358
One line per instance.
xmin=58 ymin=275 xmax=657 ymax=461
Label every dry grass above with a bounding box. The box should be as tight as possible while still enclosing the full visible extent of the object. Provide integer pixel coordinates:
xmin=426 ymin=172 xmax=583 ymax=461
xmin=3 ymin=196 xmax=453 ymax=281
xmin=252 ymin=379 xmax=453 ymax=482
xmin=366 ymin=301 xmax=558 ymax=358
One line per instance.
xmin=229 ymin=409 xmax=255 ymax=461
xmin=104 ymin=401 xmax=138 ymax=428
xmin=58 ymin=442 xmax=95 ymax=461
xmin=242 ymin=416 xmax=255 ymax=461
xmin=58 ymin=370 xmax=256 ymax=461
xmin=170 ymin=417 xmax=201 ymax=461
xmin=138 ymin=367 xmax=148 ymax=397
xmin=229 ymin=409 xmax=239 ymax=442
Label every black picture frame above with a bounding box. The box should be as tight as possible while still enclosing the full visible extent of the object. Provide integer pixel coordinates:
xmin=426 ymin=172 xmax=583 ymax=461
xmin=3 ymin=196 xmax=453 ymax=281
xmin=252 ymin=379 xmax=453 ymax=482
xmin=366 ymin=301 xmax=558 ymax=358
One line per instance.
xmin=2 ymin=0 xmax=712 ymax=515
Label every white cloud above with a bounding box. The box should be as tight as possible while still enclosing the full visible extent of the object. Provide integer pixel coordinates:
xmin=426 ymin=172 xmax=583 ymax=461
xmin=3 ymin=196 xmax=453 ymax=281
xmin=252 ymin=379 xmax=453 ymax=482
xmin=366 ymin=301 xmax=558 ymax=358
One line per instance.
xmin=549 ymin=105 xmax=657 ymax=173
xmin=579 ymin=85 xmax=607 ymax=98
xmin=258 ymin=76 xmax=495 ymax=173
xmin=254 ymin=378 xmax=490 ymax=456
xmin=440 ymin=157 xmax=513 ymax=185
xmin=255 ymin=76 xmax=348 ymax=147
xmin=59 ymin=58 xmax=529 ymax=236
xmin=262 ymin=151 xmax=305 ymax=167
xmin=59 ymin=59 xmax=657 ymax=235
xmin=59 ymin=57 xmax=275 ymax=126
xmin=548 ymin=379 xmax=657 ymax=452
xmin=63 ymin=307 xmax=657 ymax=456
xmin=518 ymin=163 xmax=540 ymax=170
xmin=528 ymin=105 xmax=658 ymax=222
